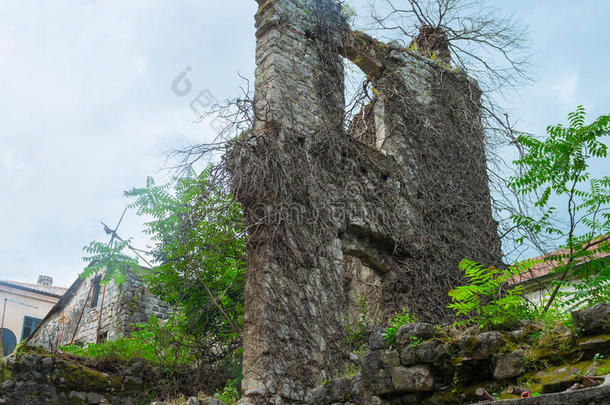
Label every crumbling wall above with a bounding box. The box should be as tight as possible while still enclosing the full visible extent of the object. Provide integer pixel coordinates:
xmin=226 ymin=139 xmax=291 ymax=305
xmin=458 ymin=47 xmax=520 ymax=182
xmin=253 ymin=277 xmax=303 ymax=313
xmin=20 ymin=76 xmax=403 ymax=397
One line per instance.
xmin=29 ymin=271 xmax=169 ymax=349
xmin=232 ymin=1 xmax=349 ymax=402
xmin=344 ymin=31 xmax=503 ymax=320
xmin=231 ymin=0 xmax=502 ymax=402
xmin=310 ymin=302 xmax=610 ymax=405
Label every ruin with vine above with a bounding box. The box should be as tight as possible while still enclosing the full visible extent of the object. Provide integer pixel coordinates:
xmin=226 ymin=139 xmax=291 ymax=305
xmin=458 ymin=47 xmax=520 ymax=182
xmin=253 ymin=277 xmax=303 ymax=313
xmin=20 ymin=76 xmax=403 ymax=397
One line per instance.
xmin=220 ymin=0 xmax=503 ymax=402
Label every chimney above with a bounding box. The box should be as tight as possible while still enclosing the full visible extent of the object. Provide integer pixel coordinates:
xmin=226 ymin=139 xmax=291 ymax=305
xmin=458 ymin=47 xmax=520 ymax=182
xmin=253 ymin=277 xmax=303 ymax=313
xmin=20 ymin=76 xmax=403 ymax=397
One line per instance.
xmin=37 ymin=275 xmax=53 ymax=286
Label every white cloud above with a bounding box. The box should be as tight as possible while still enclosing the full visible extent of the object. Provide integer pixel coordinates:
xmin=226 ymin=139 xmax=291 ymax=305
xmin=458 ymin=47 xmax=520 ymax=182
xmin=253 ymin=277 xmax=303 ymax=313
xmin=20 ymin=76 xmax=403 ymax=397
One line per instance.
xmin=0 ymin=0 xmax=256 ymax=286
xmin=0 ymin=0 xmax=608 ymax=286
xmin=548 ymin=72 xmax=579 ymax=109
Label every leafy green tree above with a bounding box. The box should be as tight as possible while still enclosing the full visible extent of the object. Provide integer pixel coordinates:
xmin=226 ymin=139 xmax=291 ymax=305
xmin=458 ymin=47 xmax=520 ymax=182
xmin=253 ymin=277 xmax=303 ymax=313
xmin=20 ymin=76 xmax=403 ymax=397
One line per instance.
xmin=82 ymin=167 xmax=246 ymax=365
xmin=510 ymin=106 xmax=610 ymax=311
xmin=448 ymin=107 xmax=609 ymax=327
xmin=82 ymin=240 xmax=140 ymax=285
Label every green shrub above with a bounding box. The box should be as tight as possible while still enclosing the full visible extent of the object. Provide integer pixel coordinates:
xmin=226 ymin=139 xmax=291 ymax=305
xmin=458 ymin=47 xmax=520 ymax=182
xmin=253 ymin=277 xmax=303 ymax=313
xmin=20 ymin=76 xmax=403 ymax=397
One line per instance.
xmin=384 ymin=308 xmax=417 ymax=346
xmin=61 ymin=332 xmax=157 ymax=365
xmin=345 ymin=295 xmax=371 ymax=350
xmin=214 ymin=378 xmax=240 ymax=404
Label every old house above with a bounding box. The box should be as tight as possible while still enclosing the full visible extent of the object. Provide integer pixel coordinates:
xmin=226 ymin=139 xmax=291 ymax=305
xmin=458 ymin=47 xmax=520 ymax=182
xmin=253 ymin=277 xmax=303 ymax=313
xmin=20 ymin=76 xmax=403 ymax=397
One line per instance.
xmin=28 ymin=268 xmax=170 ymax=349
xmin=0 ymin=276 xmax=67 ymax=356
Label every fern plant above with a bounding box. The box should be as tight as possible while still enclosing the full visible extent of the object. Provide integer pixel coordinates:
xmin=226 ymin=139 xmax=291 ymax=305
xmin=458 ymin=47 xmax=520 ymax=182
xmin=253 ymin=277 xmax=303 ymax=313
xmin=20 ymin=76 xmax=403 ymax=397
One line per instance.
xmin=448 ymin=259 xmax=537 ymax=329
xmin=451 ymin=108 xmax=610 ymax=325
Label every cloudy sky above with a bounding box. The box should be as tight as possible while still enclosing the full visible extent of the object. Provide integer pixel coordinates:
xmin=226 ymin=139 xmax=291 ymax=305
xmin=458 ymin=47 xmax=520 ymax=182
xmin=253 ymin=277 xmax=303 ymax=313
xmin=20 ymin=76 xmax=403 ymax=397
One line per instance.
xmin=1 ymin=1 xmax=608 ymax=287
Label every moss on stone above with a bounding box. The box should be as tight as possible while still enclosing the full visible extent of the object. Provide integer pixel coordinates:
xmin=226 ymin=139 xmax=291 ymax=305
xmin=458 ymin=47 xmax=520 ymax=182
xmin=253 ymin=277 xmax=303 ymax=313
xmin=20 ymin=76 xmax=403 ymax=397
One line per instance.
xmin=460 ymin=334 xmax=478 ymax=353
xmin=519 ymin=357 xmax=610 ymax=394
xmin=498 ymin=392 xmax=520 ymax=400
xmin=343 ymin=31 xmax=388 ymax=78
xmin=257 ymin=0 xmax=275 ymax=15
xmin=422 ymin=389 xmax=461 ymax=404
xmin=577 ymin=333 xmax=610 ymax=352
xmin=16 ymin=343 xmax=51 ymax=358
xmin=52 ymin=361 xmax=121 ymax=392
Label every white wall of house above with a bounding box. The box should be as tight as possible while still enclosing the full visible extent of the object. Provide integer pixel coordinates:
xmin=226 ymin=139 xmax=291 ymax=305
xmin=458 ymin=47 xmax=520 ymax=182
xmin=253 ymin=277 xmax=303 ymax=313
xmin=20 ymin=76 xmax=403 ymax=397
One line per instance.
xmin=0 ymin=284 xmax=60 ymax=354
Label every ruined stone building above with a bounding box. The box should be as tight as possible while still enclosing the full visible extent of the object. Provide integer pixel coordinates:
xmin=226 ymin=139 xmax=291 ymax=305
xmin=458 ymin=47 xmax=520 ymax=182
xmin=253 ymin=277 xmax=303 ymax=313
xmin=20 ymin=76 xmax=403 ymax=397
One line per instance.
xmin=229 ymin=0 xmax=503 ymax=403
xmin=28 ymin=268 xmax=170 ymax=349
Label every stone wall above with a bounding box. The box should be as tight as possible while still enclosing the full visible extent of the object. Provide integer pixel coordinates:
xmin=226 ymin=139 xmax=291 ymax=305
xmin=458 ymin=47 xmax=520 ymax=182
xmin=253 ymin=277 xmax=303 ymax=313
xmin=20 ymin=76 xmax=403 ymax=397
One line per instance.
xmin=232 ymin=0 xmax=503 ymax=402
xmin=343 ymin=30 xmax=503 ymax=322
xmin=0 ymin=346 xmax=228 ymax=405
xmin=0 ymin=347 xmax=149 ymax=405
xmin=234 ymin=1 xmax=348 ymax=403
xmin=29 ymin=271 xmax=170 ymax=349
xmin=310 ymin=302 xmax=610 ymax=404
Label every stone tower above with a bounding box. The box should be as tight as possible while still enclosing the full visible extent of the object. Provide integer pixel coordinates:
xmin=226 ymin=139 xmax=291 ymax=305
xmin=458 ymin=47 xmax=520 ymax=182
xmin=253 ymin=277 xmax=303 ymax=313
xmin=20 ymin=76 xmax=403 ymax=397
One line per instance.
xmin=229 ymin=1 xmax=502 ymax=403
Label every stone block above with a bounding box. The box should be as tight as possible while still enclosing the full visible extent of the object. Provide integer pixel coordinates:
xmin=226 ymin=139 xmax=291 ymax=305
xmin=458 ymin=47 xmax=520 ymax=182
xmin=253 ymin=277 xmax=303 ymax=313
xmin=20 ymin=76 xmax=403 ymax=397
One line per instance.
xmin=579 ymin=335 xmax=610 ymax=355
xmin=572 ymin=303 xmax=610 ymax=336
xmin=361 ymin=351 xmax=393 ymax=395
xmin=380 ymin=350 xmax=400 ymax=369
xmin=202 ymin=398 xmax=224 ymax=405
xmin=414 ymin=339 xmax=448 ymax=364
xmin=391 ymin=365 xmax=434 ymax=392
xmin=460 ymin=331 xmax=505 ymax=360
xmin=494 ymin=350 xmax=525 ymax=379
xmin=395 ymin=322 xmax=435 ymax=347
xmin=400 ymin=345 xmax=419 ymax=366
xmin=87 ymin=392 xmax=105 ymax=404
xmin=368 ymin=328 xmax=388 ymax=350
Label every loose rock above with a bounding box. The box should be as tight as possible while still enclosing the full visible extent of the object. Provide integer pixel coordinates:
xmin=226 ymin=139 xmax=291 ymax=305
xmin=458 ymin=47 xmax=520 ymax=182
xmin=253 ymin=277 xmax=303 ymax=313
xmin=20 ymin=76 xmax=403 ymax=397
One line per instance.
xmin=572 ymin=302 xmax=610 ymax=336
xmin=391 ymin=365 xmax=434 ymax=392
xmin=494 ymin=350 xmax=525 ymax=379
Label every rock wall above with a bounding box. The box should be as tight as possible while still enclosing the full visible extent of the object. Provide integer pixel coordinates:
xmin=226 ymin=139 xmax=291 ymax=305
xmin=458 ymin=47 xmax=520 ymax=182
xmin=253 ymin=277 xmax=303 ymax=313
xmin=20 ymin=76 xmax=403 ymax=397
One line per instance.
xmin=344 ymin=30 xmax=503 ymax=321
xmin=0 ymin=347 xmax=151 ymax=405
xmin=231 ymin=0 xmax=502 ymax=402
xmin=234 ymin=1 xmax=348 ymax=402
xmin=0 ymin=346 xmax=228 ymax=405
xmin=310 ymin=302 xmax=610 ymax=404
xmin=29 ymin=271 xmax=170 ymax=349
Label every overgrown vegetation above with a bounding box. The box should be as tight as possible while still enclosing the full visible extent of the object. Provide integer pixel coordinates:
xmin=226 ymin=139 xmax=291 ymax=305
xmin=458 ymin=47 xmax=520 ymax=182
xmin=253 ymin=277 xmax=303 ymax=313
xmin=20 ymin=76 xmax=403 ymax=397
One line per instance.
xmin=345 ymin=295 xmax=372 ymax=351
xmin=69 ymin=0 xmax=608 ymax=399
xmin=384 ymin=308 xmax=417 ymax=346
xmin=447 ymin=259 xmax=535 ymax=329
xmin=448 ymin=107 xmax=610 ymax=329
xmin=80 ymin=167 xmax=246 ymax=399
xmin=510 ymin=106 xmax=610 ymax=311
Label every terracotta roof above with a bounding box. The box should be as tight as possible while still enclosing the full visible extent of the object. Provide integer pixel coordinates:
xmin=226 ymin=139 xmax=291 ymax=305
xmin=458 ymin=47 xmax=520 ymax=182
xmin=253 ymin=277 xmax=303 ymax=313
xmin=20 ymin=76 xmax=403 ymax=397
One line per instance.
xmin=0 ymin=280 xmax=68 ymax=298
xmin=511 ymin=237 xmax=610 ymax=285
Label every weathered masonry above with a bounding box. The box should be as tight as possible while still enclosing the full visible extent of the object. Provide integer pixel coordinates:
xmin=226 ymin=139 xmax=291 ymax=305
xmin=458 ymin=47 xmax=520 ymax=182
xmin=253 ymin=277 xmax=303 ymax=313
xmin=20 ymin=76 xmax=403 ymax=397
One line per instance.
xmin=28 ymin=269 xmax=170 ymax=348
xmin=229 ymin=0 xmax=502 ymax=403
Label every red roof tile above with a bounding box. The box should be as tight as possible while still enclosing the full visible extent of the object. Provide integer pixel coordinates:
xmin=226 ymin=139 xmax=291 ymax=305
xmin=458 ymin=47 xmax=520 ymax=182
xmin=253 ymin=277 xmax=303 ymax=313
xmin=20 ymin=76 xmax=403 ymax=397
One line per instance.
xmin=511 ymin=236 xmax=610 ymax=285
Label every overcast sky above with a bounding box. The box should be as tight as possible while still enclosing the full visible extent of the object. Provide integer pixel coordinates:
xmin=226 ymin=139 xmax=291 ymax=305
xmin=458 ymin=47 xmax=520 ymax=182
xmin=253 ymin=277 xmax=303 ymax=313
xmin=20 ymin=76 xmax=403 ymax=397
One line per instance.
xmin=1 ymin=1 xmax=608 ymax=287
